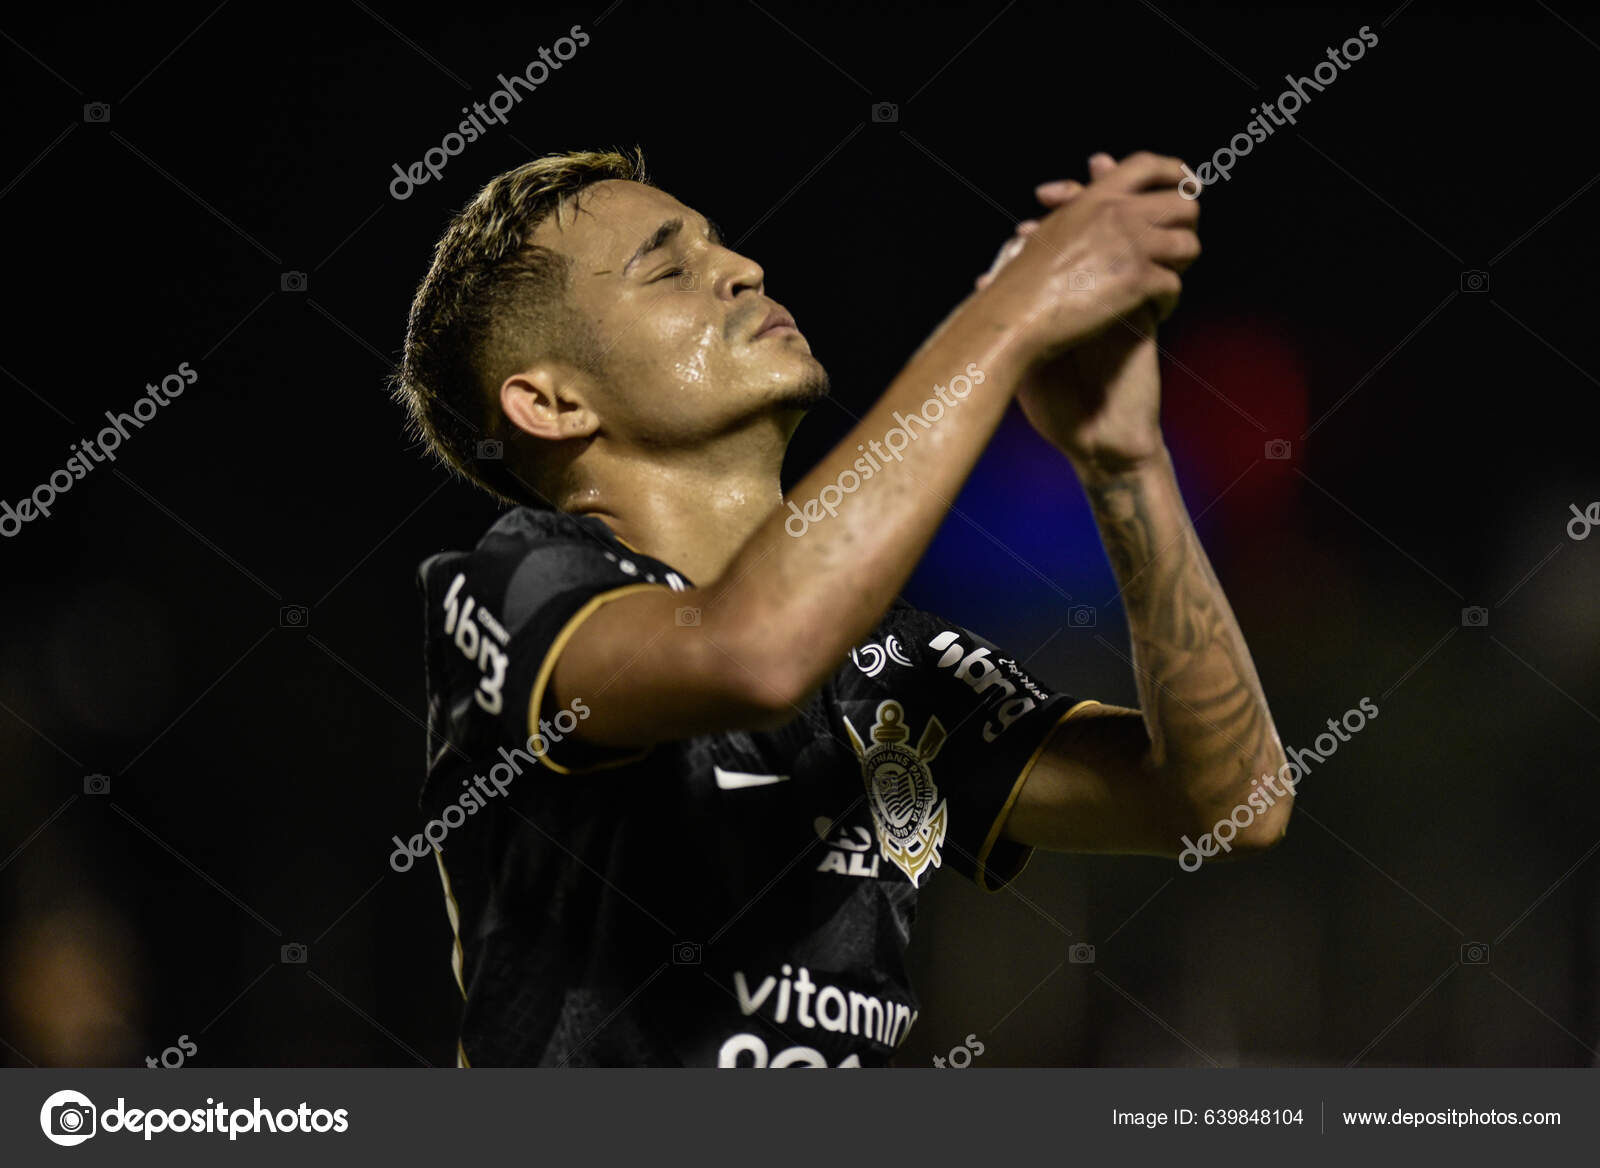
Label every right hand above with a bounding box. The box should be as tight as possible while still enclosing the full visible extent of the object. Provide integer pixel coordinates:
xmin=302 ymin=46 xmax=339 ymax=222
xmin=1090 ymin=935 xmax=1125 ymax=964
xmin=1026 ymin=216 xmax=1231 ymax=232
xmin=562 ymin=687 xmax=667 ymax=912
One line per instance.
xmin=973 ymin=151 xmax=1200 ymax=371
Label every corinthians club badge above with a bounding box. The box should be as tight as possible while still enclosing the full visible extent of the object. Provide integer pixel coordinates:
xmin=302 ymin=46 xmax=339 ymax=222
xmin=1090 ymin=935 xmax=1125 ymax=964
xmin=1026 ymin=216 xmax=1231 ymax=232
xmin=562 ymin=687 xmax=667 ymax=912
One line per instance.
xmin=843 ymin=700 xmax=949 ymax=884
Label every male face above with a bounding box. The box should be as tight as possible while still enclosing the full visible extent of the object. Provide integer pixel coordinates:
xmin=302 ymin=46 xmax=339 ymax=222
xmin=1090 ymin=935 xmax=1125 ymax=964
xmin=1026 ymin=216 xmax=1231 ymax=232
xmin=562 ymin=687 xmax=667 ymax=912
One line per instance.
xmin=528 ymin=179 xmax=828 ymax=446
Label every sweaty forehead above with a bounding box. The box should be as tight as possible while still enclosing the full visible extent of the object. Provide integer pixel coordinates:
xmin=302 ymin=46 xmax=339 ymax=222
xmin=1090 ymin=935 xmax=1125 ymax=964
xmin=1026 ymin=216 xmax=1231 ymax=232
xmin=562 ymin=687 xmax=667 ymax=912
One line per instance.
xmin=531 ymin=180 xmax=696 ymax=270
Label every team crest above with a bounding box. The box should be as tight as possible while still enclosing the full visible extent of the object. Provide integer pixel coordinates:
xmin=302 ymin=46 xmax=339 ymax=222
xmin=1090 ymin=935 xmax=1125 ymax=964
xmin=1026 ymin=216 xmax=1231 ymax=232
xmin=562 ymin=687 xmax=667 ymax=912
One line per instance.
xmin=842 ymin=700 xmax=948 ymax=885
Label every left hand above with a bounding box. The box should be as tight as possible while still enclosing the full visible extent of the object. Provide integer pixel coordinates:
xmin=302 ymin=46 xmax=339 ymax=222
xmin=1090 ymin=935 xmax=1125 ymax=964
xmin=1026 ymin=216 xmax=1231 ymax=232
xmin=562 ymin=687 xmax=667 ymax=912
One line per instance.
xmin=978 ymin=153 xmax=1197 ymax=473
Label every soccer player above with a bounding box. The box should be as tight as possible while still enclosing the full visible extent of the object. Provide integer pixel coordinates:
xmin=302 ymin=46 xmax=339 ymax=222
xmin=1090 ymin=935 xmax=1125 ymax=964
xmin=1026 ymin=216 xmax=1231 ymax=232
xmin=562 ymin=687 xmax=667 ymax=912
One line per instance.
xmin=392 ymin=147 xmax=1290 ymax=1067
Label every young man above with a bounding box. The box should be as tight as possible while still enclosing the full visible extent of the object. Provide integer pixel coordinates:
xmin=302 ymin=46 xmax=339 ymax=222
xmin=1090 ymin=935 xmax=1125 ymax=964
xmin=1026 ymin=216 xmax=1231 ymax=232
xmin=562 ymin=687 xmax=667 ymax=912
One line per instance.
xmin=393 ymin=146 xmax=1290 ymax=1067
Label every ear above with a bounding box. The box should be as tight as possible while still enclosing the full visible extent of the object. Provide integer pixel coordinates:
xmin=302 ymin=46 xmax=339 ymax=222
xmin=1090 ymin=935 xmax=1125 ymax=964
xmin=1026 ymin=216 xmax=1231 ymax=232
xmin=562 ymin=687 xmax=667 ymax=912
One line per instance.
xmin=499 ymin=364 xmax=600 ymax=442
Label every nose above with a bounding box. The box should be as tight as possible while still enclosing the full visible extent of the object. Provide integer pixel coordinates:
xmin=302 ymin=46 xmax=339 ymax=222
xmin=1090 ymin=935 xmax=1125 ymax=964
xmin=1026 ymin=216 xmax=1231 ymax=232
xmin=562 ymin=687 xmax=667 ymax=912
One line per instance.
xmin=715 ymin=245 xmax=764 ymax=301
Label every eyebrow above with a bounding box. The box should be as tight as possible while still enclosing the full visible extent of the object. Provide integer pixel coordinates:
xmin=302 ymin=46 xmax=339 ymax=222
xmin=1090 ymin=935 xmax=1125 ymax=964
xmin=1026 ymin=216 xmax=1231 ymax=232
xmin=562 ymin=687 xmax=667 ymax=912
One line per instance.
xmin=619 ymin=216 xmax=725 ymax=275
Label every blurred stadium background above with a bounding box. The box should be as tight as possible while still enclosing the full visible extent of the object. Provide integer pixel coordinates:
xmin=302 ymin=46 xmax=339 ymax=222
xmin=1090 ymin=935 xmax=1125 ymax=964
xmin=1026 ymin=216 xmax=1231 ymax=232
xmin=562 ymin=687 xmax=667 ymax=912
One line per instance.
xmin=2 ymin=0 xmax=1597 ymax=1066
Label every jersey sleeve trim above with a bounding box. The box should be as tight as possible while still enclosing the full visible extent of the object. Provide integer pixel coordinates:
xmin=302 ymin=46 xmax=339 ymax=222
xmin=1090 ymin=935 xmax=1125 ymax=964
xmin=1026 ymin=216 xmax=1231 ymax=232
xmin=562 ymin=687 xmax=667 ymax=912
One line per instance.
xmin=972 ymin=697 xmax=1105 ymax=892
xmin=526 ymin=580 xmax=670 ymax=776
xmin=434 ymin=849 xmax=466 ymax=1001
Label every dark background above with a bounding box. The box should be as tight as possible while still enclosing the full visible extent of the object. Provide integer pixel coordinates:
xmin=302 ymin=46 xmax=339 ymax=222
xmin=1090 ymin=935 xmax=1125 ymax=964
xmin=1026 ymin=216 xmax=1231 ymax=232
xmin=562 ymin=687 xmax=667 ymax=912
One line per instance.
xmin=2 ymin=0 xmax=1597 ymax=1068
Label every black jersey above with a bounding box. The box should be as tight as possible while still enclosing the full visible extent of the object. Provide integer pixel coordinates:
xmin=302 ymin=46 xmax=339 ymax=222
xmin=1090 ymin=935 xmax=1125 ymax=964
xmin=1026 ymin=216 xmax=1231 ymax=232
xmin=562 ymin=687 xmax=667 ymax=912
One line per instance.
xmin=411 ymin=507 xmax=1099 ymax=1067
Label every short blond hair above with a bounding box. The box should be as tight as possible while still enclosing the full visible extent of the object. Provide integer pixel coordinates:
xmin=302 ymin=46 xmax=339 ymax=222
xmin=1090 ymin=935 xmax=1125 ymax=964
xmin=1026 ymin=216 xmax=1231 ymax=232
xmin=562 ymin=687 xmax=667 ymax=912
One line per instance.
xmin=392 ymin=147 xmax=651 ymax=504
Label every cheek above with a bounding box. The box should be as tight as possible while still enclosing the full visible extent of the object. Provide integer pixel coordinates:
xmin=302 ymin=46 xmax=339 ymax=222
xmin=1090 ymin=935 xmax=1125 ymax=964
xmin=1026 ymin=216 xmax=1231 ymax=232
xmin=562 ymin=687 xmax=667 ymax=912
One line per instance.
xmin=613 ymin=300 xmax=717 ymax=382
xmin=670 ymin=321 xmax=721 ymax=386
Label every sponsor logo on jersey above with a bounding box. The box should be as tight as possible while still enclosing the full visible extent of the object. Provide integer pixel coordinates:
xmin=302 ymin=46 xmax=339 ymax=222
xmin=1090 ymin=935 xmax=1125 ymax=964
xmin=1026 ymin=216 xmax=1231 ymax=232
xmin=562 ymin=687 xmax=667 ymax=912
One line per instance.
xmin=720 ymin=963 xmax=918 ymax=1065
xmin=850 ymin=634 xmax=912 ymax=678
xmin=442 ymin=573 xmax=509 ymax=715
xmin=714 ymin=766 xmax=790 ymax=790
xmin=813 ymin=816 xmax=881 ymax=879
xmin=842 ymin=700 xmax=948 ymax=885
xmin=927 ymin=630 xmax=1049 ymax=741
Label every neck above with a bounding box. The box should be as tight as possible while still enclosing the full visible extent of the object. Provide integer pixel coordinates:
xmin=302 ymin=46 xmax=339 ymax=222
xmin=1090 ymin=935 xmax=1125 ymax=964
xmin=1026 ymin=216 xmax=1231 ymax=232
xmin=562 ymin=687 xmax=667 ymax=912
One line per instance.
xmin=564 ymin=418 xmax=793 ymax=584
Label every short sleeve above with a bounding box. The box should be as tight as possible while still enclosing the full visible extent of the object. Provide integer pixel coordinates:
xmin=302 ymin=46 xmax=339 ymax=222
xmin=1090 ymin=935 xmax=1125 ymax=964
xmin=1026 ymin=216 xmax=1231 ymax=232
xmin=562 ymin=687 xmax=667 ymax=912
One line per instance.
xmin=418 ymin=513 xmax=682 ymax=776
xmin=837 ymin=605 xmax=1102 ymax=892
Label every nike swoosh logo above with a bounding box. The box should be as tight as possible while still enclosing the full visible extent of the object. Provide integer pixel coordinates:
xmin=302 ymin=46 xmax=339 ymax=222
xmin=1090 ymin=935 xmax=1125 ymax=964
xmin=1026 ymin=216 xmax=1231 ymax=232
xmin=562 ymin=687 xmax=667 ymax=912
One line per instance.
xmin=714 ymin=767 xmax=791 ymax=790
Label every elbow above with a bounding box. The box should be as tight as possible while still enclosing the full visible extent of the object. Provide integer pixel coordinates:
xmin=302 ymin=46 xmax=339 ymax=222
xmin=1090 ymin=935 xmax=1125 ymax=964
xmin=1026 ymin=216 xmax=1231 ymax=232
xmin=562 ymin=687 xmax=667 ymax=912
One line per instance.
xmin=1218 ymin=752 xmax=1296 ymax=855
xmin=1178 ymin=750 xmax=1296 ymax=859
xmin=1227 ymin=799 xmax=1294 ymax=854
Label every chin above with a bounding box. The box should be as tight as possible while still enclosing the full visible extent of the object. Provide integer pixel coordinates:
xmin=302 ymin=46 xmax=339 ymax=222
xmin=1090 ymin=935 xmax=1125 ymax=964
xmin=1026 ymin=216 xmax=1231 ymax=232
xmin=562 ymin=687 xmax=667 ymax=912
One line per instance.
xmin=773 ymin=361 xmax=831 ymax=412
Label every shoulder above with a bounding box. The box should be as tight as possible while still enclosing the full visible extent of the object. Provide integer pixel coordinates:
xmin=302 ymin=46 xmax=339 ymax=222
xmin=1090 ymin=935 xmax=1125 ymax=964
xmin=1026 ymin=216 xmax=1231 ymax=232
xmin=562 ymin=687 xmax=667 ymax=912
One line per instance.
xmin=418 ymin=507 xmax=682 ymax=616
xmin=849 ymin=601 xmax=966 ymax=673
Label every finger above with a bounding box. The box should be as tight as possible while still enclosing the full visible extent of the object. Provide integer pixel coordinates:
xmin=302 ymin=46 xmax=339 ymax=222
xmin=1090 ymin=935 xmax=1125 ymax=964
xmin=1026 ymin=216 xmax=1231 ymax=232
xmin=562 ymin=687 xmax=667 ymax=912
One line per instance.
xmin=1130 ymin=188 xmax=1201 ymax=229
xmin=1146 ymin=266 xmax=1183 ymax=322
xmin=1144 ymin=227 xmax=1201 ymax=273
xmin=1098 ymin=151 xmax=1190 ymax=194
xmin=1088 ymin=152 xmax=1117 ymax=181
xmin=1016 ymin=219 xmax=1041 ymax=237
xmin=1034 ymin=179 xmax=1083 ymax=206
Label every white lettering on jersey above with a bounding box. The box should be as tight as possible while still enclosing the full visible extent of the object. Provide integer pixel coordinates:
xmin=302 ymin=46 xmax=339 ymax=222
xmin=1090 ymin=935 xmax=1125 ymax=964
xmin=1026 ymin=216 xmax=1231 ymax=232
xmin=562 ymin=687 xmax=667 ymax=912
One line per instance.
xmin=813 ymin=817 xmax=881 ymax=879
xmin=442 ymin=572 xmax=510 ymax=715
xmin=927 ymin=630 xmax=1045 ymax=741
xmin=728 ymin=964 xmax=917 ymax=1055
xmin=851 ymin=634 xmax=912 ymax=678
xmin=716 ymin=1033 xmax=862 ymax=1068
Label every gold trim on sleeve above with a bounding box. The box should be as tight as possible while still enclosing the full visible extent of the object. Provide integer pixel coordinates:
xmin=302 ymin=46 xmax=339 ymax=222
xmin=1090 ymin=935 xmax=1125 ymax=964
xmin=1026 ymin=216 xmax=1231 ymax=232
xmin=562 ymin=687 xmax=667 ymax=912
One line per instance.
xmin=526 ymin=582 xmax=669 ymax=775
xmin=972 ymin=698 xmax=1104 ymax=892
xmin=434 ymin=849 xmax=467 ymax=1000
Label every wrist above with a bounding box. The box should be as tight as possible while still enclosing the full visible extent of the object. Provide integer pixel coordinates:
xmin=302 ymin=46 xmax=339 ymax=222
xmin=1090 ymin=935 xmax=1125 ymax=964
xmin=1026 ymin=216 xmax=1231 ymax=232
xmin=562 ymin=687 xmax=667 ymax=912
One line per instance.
xmin=1066 ymin=437 xmax=1172 ymax=483
xmin=925 ymin=292 xmax=1032 ymax=392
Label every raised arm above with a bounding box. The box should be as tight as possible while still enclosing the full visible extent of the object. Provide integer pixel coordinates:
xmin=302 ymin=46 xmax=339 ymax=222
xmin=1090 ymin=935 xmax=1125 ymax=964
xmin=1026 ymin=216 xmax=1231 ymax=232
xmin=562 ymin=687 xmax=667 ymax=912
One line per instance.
xmin=995 ymin=153 xmax=1290 ymax=858
xmin=555 ymin=154 xmax=1201 ymax=750
xmin=1001 ymin=443 xmax=1291 ymax=857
